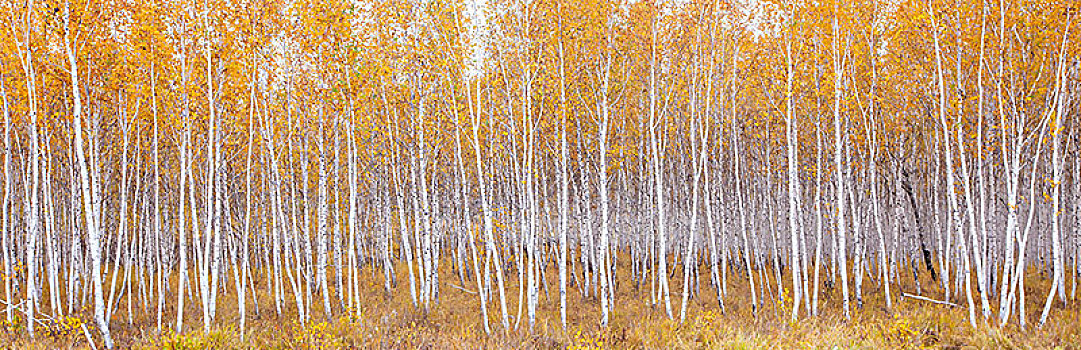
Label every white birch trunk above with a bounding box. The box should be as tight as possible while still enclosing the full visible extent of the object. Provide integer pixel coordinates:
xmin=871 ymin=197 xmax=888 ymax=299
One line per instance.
xmin=598 ymin=49 xmax=614 ymax=327
xmin=649 ymin=17 xmax=673 ymax=319
xmin=930 ymin=4 xmax=976 ymax=327
xmin=557 ymin=27 xmax=570 ymax=330
xmin=0 ymin=72 xmax=11 ymax=326
xmin=64 ymin=4 xmax=112 ymax=344
xmin=729 ymin=44 xmax=756 ymax=314
xmin=784 ymin=25 xmax=803 ymax=321
xmin=1039 ymin=18 xmax=1072 ymax=327
xmin=832 ymin=4 xmax=850 ymax=319
xmin=472 ymin=80 xmax=510 ymax=330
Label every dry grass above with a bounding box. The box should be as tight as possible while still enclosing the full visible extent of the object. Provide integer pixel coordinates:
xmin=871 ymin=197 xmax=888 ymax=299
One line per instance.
xmin=2 ymin=255 xmax=1079 ymax=349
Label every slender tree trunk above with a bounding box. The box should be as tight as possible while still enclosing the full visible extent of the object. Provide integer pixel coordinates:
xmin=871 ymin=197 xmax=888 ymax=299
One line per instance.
xmin=784 ymin=23 xmax=803 ymax=321
xmin=679 ymin=71 xmax=705 ymax=323
xmin=64 ymin=4 xmax=112 ymax=344
xmin=1039 ymin=16 xmax=1072 ymax=327
xmin=317 ymin=110 xmax=332 ymax=320
xmin=832 ymin=3 xmax=850 ymax=320
xmin=650 ymin=16 xmax=673 ymax=319
xmin=930 ymin=3 xmax=976 ymax=327
xmin=239 ymin=67 xmax=257 ymax=338
xmin=557 ymin=20 xmax=570 ymax=330
xmin=0 ymin=73 xmax=12 ymax=326
xmin=730 ymin=44 xmax=756 ymax=315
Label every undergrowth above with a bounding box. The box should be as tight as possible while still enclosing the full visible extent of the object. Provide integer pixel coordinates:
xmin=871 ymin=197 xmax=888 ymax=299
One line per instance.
xmin=1 ymin=260 xmax=1078 ymax=349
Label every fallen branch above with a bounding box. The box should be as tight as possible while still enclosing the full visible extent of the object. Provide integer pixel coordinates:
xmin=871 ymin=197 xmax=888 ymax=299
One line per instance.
xmin=448 ymin=283 xmax=477 ymax=295
xmin=0 ymin=298 xmax=25 ymax=314
xmin=901 ymin=293 xmax=960 ymax=308
xmin=80 ymin=323 xmax=98 ymax=350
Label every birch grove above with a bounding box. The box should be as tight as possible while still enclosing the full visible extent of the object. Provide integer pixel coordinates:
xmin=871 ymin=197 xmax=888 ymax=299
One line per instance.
xmin=0 ymin=0 xmax=1078 ymax=347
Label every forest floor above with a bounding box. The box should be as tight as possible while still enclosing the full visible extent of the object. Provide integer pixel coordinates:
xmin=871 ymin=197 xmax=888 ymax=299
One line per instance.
xmin=2 ymin=257 xmax=1079 ymax=349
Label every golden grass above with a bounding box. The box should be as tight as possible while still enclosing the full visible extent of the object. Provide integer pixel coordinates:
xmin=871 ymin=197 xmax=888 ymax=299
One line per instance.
xmin=2 ymin=255 xmax=1079 ymax=349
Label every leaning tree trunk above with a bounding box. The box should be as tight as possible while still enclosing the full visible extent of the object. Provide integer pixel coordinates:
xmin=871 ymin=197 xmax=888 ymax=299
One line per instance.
xmin=64 ymin=5 xmax=113 ymax=345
